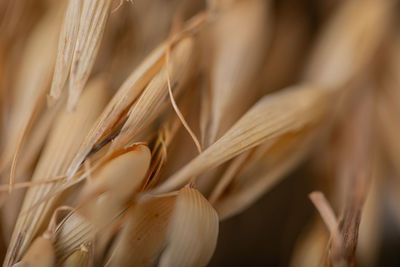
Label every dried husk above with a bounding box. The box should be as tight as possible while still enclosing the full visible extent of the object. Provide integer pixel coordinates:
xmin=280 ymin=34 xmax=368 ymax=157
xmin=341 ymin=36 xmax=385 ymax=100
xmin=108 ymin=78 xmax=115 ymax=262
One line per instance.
xmin=212 ymin=127 xmax=321 ymax=220
xmin=204 ymin=0 xmax=270 ymax=144
xmin=66 ymin=39 xmax=170 ymax=177
xmin=154 ymin=85 xmax=331 ymax=194
xmin=13 ymin=236 xmax=55 ymax=267
xmin=54 ymin=212 xmax=94 ymax=262
xmin=109 ymin=36 xmax=195 ymax=152
xmin=5 ymin=77 xmax=109 ymax=265
xmin=0 ymin=4 xmax=62 ymax=176
xmin=68 ymin=0 xmax=113 ymax=110
xmin=49 ymin=0 xmax=82 ymax=101
xmin=158 ymin=187 xmax=219 ymax=267
xmin=61 ymin=244 xmax=91 ymax=267
xmin=1 ymin=103 xmax=62 ymax=239
xmin=109 ymin=194 xmax=177 ymax=267
xmin=77 ymin=144 xmax=151 ymax=229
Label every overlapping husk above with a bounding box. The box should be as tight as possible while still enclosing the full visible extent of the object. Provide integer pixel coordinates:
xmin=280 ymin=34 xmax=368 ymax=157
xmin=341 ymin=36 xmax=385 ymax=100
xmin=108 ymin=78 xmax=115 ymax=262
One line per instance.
xmin=53 ymin=212 xmax=94 ymax=263
xmin=0 ymin=2 xmax=63 ymax=179
xmin=1 ymin=0 xmax=399 ymax=265
xmin=66 ymin=16 xmax=203 ymax=177
xmin=4 ymin=77 xmax=110 ymax=265
xmin=154 ymin=85 xmax=332 ymax=194
xmin=49 ymin=0 xmax=113 ymax=110
xmin=108 ymin=194 xmax=177 ymax=267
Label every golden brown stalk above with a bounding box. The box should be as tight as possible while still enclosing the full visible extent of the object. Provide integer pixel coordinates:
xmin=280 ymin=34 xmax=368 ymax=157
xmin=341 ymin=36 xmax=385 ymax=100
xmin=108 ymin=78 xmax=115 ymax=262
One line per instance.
xmin=5 ymin=77 xmax=109 ymax=265
xmin=154 ymin=85 xmax=331 ymax=194
xmin=310 ymin=90 xmax=373 ymax=267
xmin=309 ymin=191 xmax=345 ymax=266
xmin=337 ymin=91 xmax=373 ymax=267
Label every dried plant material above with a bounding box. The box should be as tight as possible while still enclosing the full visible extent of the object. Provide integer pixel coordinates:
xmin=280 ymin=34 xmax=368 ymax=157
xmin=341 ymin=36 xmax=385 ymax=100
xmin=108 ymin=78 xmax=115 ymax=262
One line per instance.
xmin=109 ymin=194 xmax=177 ymax=267
xmin=77 ymin=144 xmax=151 ymax=229
xmin=110 ymin=36 xmax=195 ymax=152
xmin=5 ymin=77 xmax=109 ymax=265
xmin=356 ymin=170 xmax=381 ymax=267
xmin=208 ymin=151 xmax=250 ymax=204
xmin=49 ymin=0 xmax=82 ymax=102
xmin=204 ymin=0 xmax=269 ymax=144
xmin=213 ymin=128 xmax=319 ymax=220
xmin=13 ymin=235 xmax=55 ymax=267
xmin=54 ymin=212 xmax=94 ymax=262
xmin=66 ymin=43 xmax=167 ymax=177
xmin=304 ymin=0 xmax=392 ymax=89
xmin=309 ymin=191 xmax=345 ymax=265
xmin=68 ymin=0 xmax=113 ymax=110
xmin=336 ymin=91 xmax=373 ymax=266
xmin=154 ymin=85 xmax=330 ymax=194
xmin=61 ymin=244 xmax=91 ymax=267
xmin=2 ymin=0 xmax=400 ymax=265
xmin=158 ymin=187 xmax=219 ymax=267
xmin=289 ymin=220 xmax=330 ymax=267
xmin=65 ymin=13 xmax=206 ymax=177
xmin=0 ymin=5 xmax=61 ymax=180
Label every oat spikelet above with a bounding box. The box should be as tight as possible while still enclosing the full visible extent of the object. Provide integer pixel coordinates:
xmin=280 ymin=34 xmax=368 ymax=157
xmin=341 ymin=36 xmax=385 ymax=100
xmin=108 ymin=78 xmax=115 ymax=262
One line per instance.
xmin=158 ymin=187 xmax=219 ymax=267
xmin=154 ymin=85 xmax=331 ymax=194
xmin=5 ymin=77 xmax=109 ymax=265
xmin=68 ymin=0 xmax=113 ymax=110
xmin=49 ymin=0 xmax=82 ymax=102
